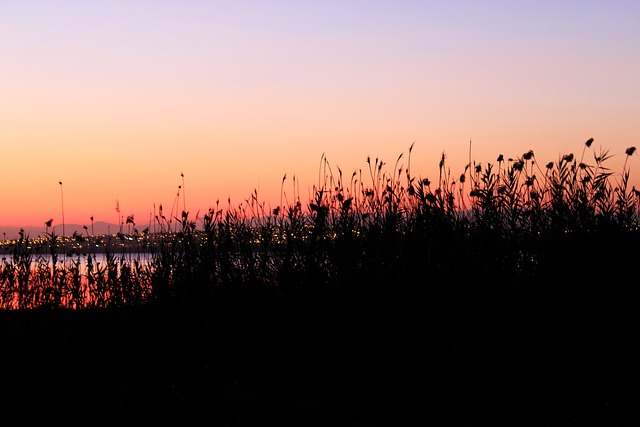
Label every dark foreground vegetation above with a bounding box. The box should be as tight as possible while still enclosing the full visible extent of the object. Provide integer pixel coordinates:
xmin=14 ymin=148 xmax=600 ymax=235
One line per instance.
xmin=1 ymin=141 xmax=640 ymax=425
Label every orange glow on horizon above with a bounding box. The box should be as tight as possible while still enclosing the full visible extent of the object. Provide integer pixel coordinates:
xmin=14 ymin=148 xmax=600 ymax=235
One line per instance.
xmin=1 ymin=2 xmax=638 ymax=228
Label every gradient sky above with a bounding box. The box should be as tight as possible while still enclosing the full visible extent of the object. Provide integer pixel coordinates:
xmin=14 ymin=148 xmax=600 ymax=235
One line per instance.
xmin=1 ymin=0 xmax=639 ymax=229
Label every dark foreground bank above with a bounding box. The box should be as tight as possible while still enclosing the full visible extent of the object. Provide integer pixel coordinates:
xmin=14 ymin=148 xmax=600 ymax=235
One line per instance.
xmin=1 ymin=265 xmax=640 ymax=427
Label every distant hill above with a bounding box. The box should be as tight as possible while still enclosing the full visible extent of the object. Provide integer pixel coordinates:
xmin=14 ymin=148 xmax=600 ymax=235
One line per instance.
xmin=0 ymin=221 xmax=119 ymax=240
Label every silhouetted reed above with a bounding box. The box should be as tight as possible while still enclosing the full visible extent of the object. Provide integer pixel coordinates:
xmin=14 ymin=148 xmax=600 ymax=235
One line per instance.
xmin=0 ymin=140 xmax=638 ymax=310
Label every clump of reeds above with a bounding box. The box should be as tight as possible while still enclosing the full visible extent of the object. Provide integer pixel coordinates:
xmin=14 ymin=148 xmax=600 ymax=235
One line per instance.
xmin=0 ymin=140 xmax=637 ymax=310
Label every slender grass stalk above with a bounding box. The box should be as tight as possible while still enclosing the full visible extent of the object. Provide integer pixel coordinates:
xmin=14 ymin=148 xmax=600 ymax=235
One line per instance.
xmin=181 ymin=172 xmax=186 ymax=213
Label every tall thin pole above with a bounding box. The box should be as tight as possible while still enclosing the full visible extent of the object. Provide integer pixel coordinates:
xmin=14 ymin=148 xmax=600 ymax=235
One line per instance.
xmin=59 ymin=181 xmax=65 ymax=238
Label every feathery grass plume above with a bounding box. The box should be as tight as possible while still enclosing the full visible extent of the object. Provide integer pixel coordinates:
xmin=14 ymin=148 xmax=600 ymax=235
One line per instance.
xmin=278 ymin=173 xmax=287 ymax=217
xmin=115 ymin=199 xmax=122 ymax=233
xmin=623 ymin=146 xmax=637 ymax=172
xmin=126 ymin=214 xmax=135 ymax=235
xmin=613 ymin=146 xmax=638 ymax=227
xmin=579 ymin=137 xmax=594 ymax=168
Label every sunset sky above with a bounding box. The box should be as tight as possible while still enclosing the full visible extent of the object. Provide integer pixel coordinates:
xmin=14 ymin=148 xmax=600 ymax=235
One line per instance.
xmin=1 ymin=1 xmax=639 ymax=229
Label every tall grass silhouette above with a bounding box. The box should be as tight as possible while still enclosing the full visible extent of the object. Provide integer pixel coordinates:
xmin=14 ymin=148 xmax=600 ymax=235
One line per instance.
xmin=1 ymin=139 xmax=639 ymax=425
xmin=0 ymin=139 xmax=637 ymax=309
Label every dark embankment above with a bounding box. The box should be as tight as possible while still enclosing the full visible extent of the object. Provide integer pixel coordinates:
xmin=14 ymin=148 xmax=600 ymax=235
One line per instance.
xmin=1 ymin=229 xmax=639 ymax=426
